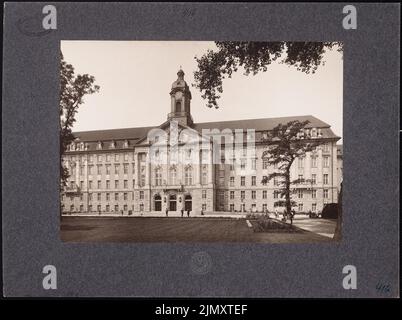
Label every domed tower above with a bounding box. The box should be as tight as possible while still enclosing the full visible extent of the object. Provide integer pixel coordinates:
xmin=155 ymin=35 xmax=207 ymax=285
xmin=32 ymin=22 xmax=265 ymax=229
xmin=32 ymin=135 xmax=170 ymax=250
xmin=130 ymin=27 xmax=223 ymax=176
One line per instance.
xmin=168 ymin=68 xmax=193 ymax=126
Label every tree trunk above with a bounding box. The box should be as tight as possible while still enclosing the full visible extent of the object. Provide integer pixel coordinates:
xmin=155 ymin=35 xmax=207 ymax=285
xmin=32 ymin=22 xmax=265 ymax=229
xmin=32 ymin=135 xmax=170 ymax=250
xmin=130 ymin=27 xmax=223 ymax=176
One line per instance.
xmin=285 ymin=167 xmax=291 ymax=218
xmin=333 ymin=182 xmax=342 ymax=240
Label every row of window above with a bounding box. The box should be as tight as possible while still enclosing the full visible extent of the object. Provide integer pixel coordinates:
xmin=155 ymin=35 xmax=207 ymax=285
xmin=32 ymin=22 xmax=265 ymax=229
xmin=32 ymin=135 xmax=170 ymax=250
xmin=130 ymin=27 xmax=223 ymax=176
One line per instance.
xmin=228 ymin=202 xmax=323 ymax=212
xmin=69 ymin=163 xmax=134 ymax=176
xmin=229 ymin=173 xmax=331 ymax=187
xmin=65 ymin=153 xmax=133 ymax=163
xmin=222 ymin=189 xmax=330 ymax=200
xmin=67 ymin=204 xmax=131 ymax=212
xmin=69 ymin=179 xmax=133 ymax=190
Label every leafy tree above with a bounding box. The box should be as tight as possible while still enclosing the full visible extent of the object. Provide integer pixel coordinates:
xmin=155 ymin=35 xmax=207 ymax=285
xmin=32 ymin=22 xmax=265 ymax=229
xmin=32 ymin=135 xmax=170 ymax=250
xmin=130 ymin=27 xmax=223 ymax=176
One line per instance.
xmin=261 ymin=120 xmax=323 ymax=218
xmin=193 ymin=41 xmax=343 ymax=108
xmin=60 ymin=53 xmax=99 ymax=189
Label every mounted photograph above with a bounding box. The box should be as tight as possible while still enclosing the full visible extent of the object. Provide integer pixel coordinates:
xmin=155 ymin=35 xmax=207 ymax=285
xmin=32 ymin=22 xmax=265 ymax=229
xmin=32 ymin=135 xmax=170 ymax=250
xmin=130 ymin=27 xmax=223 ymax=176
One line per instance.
xmin=59 ymin=41 xmax=343 ymax=243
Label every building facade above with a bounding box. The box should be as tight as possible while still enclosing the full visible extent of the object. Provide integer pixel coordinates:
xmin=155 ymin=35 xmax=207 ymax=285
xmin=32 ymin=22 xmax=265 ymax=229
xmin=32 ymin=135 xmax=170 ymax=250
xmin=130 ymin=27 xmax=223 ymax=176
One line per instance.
xmin=61 ymin=69 xmax=342 ymax=215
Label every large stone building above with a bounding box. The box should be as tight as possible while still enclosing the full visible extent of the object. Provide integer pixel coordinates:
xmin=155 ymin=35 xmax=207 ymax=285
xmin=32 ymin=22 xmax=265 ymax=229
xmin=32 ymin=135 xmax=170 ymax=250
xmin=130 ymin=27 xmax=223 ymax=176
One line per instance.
xmin=61 ymin=69 xmax=342 ymax=215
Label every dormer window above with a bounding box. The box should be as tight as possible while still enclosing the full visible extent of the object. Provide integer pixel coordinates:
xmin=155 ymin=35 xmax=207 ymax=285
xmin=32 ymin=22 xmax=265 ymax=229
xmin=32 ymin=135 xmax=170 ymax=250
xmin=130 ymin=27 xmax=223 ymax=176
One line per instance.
xmin=110 ymin=141 xmax=116 ymax=149
xmin=97 ymin=141 xmax=103 ymax=150
xmin=123 ymin=140 xmax=129 ymax=148
xmin=311 ymin=128 xmax=317 ymax=138
xmin=70 ymin=143 xmax=76 ymax=151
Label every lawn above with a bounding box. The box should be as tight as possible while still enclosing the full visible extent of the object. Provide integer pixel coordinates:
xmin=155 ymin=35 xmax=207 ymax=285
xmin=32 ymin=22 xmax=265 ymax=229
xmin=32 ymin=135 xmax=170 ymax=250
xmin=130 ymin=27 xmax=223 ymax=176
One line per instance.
xmin=60 ymin=216 xmax=334 ymax=243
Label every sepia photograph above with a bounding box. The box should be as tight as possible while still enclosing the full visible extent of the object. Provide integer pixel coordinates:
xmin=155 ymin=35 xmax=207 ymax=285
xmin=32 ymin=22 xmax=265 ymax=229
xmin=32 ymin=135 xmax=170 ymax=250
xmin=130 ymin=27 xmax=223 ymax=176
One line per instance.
xmin=59 ymin=41 xmax=343 ymax=243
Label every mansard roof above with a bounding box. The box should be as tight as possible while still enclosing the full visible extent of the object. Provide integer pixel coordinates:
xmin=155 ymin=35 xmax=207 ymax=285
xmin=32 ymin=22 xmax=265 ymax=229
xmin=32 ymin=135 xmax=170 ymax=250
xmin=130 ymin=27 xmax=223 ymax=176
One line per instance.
xmin=70 ymin=115 xmax=340 ymax=150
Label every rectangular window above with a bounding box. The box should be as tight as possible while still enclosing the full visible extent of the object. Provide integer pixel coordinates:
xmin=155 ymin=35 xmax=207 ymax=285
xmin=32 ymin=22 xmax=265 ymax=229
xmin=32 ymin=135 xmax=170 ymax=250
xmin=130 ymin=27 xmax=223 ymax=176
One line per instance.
xmin=298 ymin=203 xmax=303 ymax=212
xmin=323 ymin=156 xmax=330 ymax=167
xmin=274 ymin=191 xmax=279 ymax=199
xmin=88 ymin=180 xmax=93 ymax=189
xmin=240 ymin=158 xmax=246 ymax=170
xmin=311 ymin=156 xmax=317 ymax=168
xmin=241 ymin=191 xmax=245 ymax=200
xmin=88 ymin=165 xmax=93 ymax=175
xmin=323 ymin=143 xmax=330 ymax=153
xmin=70 ymin=205 xmax=74 ymax=212
xmin=262 ymin=204 xmax=267 ymax=211
xmin=312 ymin=189 xmax=317 ymax=199
xmin=298 ymin=157 xmax=304 ymax=168
xmin=124 ymin=180 xmax=128 ymax=189
xmin=251 ymin=191 xmax=256 ymax=199
xmin=241 ymin=176 xmax=245 ymax=186
xmin=311 ymin=174 xmax=316 ymax=184
xmin=123 ymin=204 xmax=128 ymax=211
xmin=114 ymin=193 xmax=119 ymax=201
xmin=251 ymin=176 xmax=256 ymax=186
xmin=80 ymin=181 xmax=84 ymax=189
xmin=323 ymin=189 xmax=329 ymax=198
xmin=115 ymin=180 xmax=119 ymax=189
xmin=229 ymin=176 xmax=235 ymax=187
xmin=106 ymin=165 xmax=111 ymax=175
xmin=251 ymin=159 xmax=256 ymax=170
xmin=139 ymin=191 xmax=144 ymax=200
xmin=323 ymin=174 xmax=329 ymax=185
xmin=298 ymin=174 xmax=303 ymax=182
xmin=88 ymin=155 xmax=93 ymax=163
xmin=97 ymin=164 xmax=102 ymax=175
xmin=123 ymin=163 xmax=129 ymax=174
xmin=97 ymin=155 xmax=102 ymax=162
xmin=88 ymin=193 xmax=92 ymax=201
xmin=298 ymin=189 xmax=303 ymax=199
xmin=263 ymin=190 xmax=267 ymax=199
xmin=79 ymin=204 xmax=84 ymax=212
xmin=115 ymin=154 xmax=119 ymax=162
xmin=88 ymin=205 xmax=92 ymax=212
xmin=106 ymin=180 xmax=110 ymax=189
xmin=114 ymin=205 xmax=119 ymax=212
xmin=106 ymin=154 xmax=111 ymax=162
xmin=106 ymin=193 xmax=110 ymax=201
xmin=230 ymin=191 xmax=235 ymax=199
xmin=262 ymin=158 xmax=269 ymax=170
xmin=202 ymin=204 xmax=207 ymax=211
xmin=97 ymin=193 xmax=101 ymax=201
xmin=124 ymin=153 xmax=129 ymax=161
xmin=97 ymin=180 xmax=101 ymax=189
xmin=202 ymin=190 xmax=207 ymax=199
xmin=274 ymin=177 xmax=279 ymax=186
xmin=123 ymin=193 xmax=128 ymax=200
xmin=97 ymin=204 xmax=101 ymax=212
xmin=114 ymin=164 xmax=120 ymax=174
xmin=312 ymin=203 xmax=317 ymax=212
xmin=230 ymin=204 xmax=235 ymax=212
xmin=262 ymin=176 xmax=268 ymax=185
xmin=106 ymin=204 xmax=110 ymax=212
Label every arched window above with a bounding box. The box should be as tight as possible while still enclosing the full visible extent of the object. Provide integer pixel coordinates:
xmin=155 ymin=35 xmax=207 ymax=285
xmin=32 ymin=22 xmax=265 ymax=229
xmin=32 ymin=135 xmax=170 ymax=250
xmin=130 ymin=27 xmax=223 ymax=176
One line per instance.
xmin=176 ymin=100 xmax=182 ymax=113
xmin=185 ymin=166 xmax=193 ymax=185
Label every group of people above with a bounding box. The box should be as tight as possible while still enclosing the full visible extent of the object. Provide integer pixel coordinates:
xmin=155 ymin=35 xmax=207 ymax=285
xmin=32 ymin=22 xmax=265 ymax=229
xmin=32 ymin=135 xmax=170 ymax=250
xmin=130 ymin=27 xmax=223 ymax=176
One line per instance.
xmin=165 ymin=208 xmax=204 ymax=217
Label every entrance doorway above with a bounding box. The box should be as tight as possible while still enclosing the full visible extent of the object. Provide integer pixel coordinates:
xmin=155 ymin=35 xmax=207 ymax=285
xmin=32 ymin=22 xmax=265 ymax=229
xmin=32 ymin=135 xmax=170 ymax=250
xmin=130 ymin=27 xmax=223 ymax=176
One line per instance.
xmin=154 ymin=194 xmax=162 ymax=211
xmin=184 ymin=194 xmax=192 ymax=211
xmin=169 ymin=194 xmax=177 ymax=211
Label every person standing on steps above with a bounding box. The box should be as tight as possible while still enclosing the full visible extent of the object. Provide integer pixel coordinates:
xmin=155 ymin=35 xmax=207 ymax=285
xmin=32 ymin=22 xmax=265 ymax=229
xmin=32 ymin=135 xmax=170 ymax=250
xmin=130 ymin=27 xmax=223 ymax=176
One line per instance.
xmin=165 ymin=207 xmax=168 ymax=217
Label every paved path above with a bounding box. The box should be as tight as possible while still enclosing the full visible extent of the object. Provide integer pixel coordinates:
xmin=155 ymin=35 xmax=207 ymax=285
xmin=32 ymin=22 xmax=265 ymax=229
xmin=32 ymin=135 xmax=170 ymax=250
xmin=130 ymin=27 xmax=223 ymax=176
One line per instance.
xmin=291 ymin=216 xmax=336 ymax=238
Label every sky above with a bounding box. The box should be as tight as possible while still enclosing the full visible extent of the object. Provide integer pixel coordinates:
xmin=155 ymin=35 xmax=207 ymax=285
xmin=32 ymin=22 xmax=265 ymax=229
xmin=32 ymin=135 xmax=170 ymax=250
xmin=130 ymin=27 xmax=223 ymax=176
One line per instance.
xmin=61 ymin=41 xmax=343 ymax=140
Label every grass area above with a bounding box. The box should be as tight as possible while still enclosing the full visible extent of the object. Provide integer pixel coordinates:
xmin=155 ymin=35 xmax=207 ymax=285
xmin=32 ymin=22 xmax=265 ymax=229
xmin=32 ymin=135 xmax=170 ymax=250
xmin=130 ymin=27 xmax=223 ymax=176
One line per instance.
xmin=60 ymin=216 xmax=333 ymax=243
